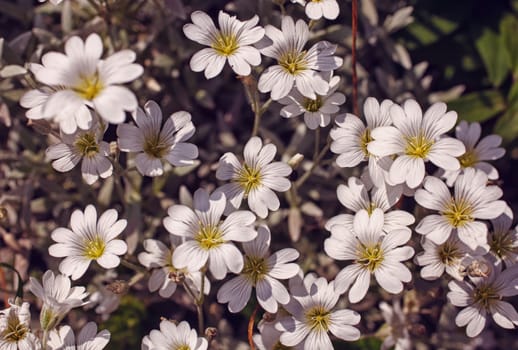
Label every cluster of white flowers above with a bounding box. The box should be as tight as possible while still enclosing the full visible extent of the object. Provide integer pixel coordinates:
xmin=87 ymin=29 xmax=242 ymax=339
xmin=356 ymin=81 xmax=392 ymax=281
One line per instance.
xmin=9 ymin=1 xmax=518 ymax=349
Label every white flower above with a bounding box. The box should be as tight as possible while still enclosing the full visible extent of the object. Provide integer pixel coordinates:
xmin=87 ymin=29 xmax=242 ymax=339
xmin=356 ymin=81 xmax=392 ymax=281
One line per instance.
xmin=447 ymin=263 xmax=518 ymax=337
xmin=49 ymin=204 xmax=128 ymax=280
xmin=276 ymin=274 xmax=361 ymax=349
xmin=39 ymin=0 xmax=63 ymax=4
xmin=305 ymin=0 xmax=340 ymax=20
xmin=47 ymin=322 xmax=110 ymax=350
xmin=142 ymin=320 xmax=207 ymax=350
xmin=215 ymin=137 xmax=292 ymax=218
xmin=87 ymin=286 xmax=120 ymax=321
xmin=46 ymin=118 xmax=113 ymax=185
xmin=0 ymin=302 xmax=41 ymax=350
xmin=22 ymin=33 xmax=143 ymax=133
xmin=278 ymin=75 xmax=345 ymax=129
xmin=117 ymin=100 xmax=198 ymax=177
xmin=138 ymin=236 xmax=210 ymax=298
xmin=183 ymin=11 xmax=265 ymax=78
xmin=164 ymin=188 xmax=257 ymax=280
xmin=415 ymin=169 xmax=506 ymax=250
xmin=29 ymin=270 xmax=89 ymax=331
xmin=415 ymin=236 xmax=472 ymax=281
xmin=325 ymin=209 xmax=414 ymax=303
xmin=488 ymin=206 xmax=518 ymax=266
xmin=217 ymin=225 xmax=300 ymax=313
xmin=254 ymin=315 xmax=303 ymax=350
xmin=330 ymin=97 xmax=394 ymax=188
xmin=368 ymin=100 xmax=465 ymax=188
xmin=440 ymin=121 xmax=505 ymax=186
xmin=325 ymin=177 xmax=414 ymax=234
xmin=258 ymin=16 xmax=343 ymax=100
xmin=379 ymin=300 xmax=412 ymax=350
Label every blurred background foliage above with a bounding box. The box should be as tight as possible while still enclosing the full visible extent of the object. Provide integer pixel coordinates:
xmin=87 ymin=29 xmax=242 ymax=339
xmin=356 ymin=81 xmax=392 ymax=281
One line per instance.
xmin=1 ymin=0 xmax=518 ymax=349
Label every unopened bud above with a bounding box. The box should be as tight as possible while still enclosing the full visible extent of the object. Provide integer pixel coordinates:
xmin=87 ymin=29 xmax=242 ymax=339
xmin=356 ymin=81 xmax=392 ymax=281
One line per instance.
xmin=106 ymin=280 xmax=129 ymax=294
xmin=205 ymin=327 xmax=217 ymax=340
xmin=287 ymin=153 xmax=304 ymax=169
xmin=0 ymin=206 xmax=7 ymax=222
xmin=466 ymin=260 xmax=490 ymax=278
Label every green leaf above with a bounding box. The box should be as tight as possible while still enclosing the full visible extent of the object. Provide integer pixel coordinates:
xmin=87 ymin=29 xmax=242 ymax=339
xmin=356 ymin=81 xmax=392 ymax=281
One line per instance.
xmin=475 ymin=29 xmax=510 ymax=87
xmin=508 ymin=81 xmax=518 ymax=105
xmin=500 ymin=15 xmax=518 ymax=77
xmin=494 ymin=103 xmax=518 ymax=142
xmin=405 ymin=13 xmax=459 ymax=46
xmin=448 ymin=90 xmax=506 ymax=122
xmin=0 ymin=263 xmax=24 ymax=299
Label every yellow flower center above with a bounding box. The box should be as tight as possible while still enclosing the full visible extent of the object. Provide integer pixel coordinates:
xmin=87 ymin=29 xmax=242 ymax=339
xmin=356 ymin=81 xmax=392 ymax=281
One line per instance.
xmin=473 ymin=284 xmax=500 ymax=310
xmin=443 ymin=198 xmax=473 ymax=228
xmin=212 ymin=33 xmax=239 ymax=56
xmin=305 ymin=305 xmax=331 ymax=331
xmin=303 ymin=96 xmax=323 ymax=112
xmin=176 ymin=345 xmax=191 ymax=350
xmin=195 ymin=224 xmax=224 ymax=250
xmin=242 ymin=255 xmax=269 ymax=285
xmin=489 ymin=231 xmax=517 ymax=260
xmin=83 ymin=236 xmax=106 ymax=259
xmin=405 ymin=133 xmax=434 ymax=158
xmin=74 ymin=132 xmax=100 ymax=158
xmin=437 ymin=241 xmax=463 ymax=266
xmin=75 ymin=74 xmax=104 ymax=100
xmin=360 ymin=128 xmax=373 ymax=156
xmin=356 ymin=243 xmax=384 ymax=271
xmin=458 ymin=149 xmax=478 ymax=169
xmin=279 ymin=51 xmax=308 ymax=75
xmin=143 ymin=134 xmax=168 ymax=159
xmin=1 ymin=313 xmax=28 ymax=343
xmin=236 ymin=164 xmax=262 ymax=195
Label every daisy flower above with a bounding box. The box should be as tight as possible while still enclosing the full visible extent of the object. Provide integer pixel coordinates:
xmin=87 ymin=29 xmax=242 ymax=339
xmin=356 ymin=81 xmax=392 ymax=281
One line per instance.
xmin=276 ymin=274 xmax=361 ymax=349
xmin=22 ymin=33 xmax=143 ymax=133
xmin=163 ymin=188 xmax=257 ymax=280
xmin=325 ymin=176 xmax=414 ymax=234
xmin=278 ymin=75 xmax=346 ymax=129
xmin=49 ymin=204 xmax=128 ymax=280
xmin=217 ymin=225 xmax=300 ymax=313
xmin=258 ymin=16 xmax=343 ymax=100
xmin=488 ymin=207 xmax=518 ymax=266
xmin=47 ymin=322 xmax=110 ymax=350
xmin=291 ymin=0 xmax=341 ymax=20
xmin=415 ymin=236 xmax=472 ymax=281
xmin=29 ymin=270 xmax=89 ymax=331
xmin=117 ymin=100 xmax=198 ymax=177
xmin=367 ymin=99 xmax=465 ymax=188
xmin=142 ymin=320 xmax=207 ymax=350
xmin=414 ymin=169 xmax=506 ymax=250
xmin=330 ymin=97 xmax=394 ymax=188
xmin=215 ymin=136 xmax=292 ymax=218
xmin=46 ymin=117 xmax=113 ymax=185
xmin=183 ymin=11 xmax=265 ymax=78
xmin=138 ymin=236 xmax=210 ymax=298
xmin=440 ymin=121 xmax=505 ymax=186
xmin=447 ymin=262 xmax=518 ymax=337
xmin=325 ymin=209 xmax=414 ymax=303
xmin=0 ymin=302 xmax=41 ymax=350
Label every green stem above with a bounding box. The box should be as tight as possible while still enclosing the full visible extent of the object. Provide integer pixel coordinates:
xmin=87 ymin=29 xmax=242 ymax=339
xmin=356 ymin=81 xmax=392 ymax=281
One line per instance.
xmin=295 ymin=136 xmax=331 ymax=189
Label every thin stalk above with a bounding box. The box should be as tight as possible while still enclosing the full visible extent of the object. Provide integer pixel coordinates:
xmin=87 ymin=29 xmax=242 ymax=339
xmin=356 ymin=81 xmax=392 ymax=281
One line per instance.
xmin=248 ymin=304 xmax=260 ymax=350
xmin=295 ymin=136 xmax=331 ymax=189
xmin=313 ymin=128 xmax=320 ymax=163
xmin=351 ymin=0 xmax=359 ymax=115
